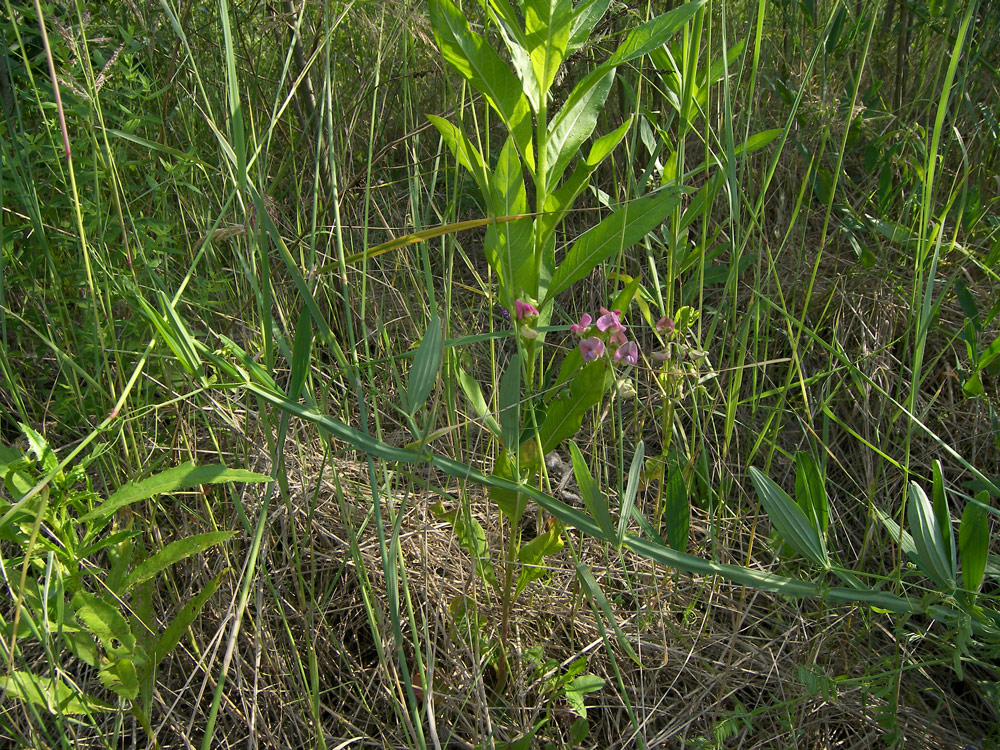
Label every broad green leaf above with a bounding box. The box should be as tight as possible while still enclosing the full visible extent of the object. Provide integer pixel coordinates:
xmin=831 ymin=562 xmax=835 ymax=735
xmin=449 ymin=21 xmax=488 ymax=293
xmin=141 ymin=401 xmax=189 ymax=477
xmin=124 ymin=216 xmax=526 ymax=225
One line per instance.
xmin=959 ymin=493 xmax=989 ymax=593
xmin=80 ymin=462 xmax=270 ymax=527
xmin=575 ymin=564 xmax=639 ymax=662
xmin=547 ymin=67 xmax=617 ymax=188
xmin=429 ymin=0 xmax=534 ymax=168
xmin=499 ymin=353 xmax=521 ymax=450
xmin=907 ymin=481 xmax=955 ymax=588
xmin=749 ymin=468 xmax=830 ymax=569
xmin=568 ymin=0 xmax=612 ymax=53
xmin=489 ymin=449 xmax=529 ymax=522
xmin=569 ymin=441 xmax=616 ymax=542
xmin=427 ymin=115 xmax=489 ymax=198
xmin=617 ymin=441 xmax=644 ymax=548
xmin=21 ymin=423 xmax=56 ymax=473
xmin=515 ymin=517 xmax=563 ymax=597
xmin=794 ymin=452 xmax=828 ymax=536
xmin=72 ymin=591 xmax=135 ymax=655
xmin=99 ymin=655 xmax=141 ymax=700
xmin=931 ymin=460 xmax=957 ymax=573
xmin=663 ymin=463 xmax=689 ymax=552
xmin=486 ymin=138 xmax=535 ymax=301
xmin=544 ymin=188 xmax=683 ymax=304
xmin=871 ymin=504 xmax=918 ymax=559
xmin=407 ymin=314 xmax=443 ymax=415
xmin=0 ymin=671 xmax=113 ymax=714
xmin=456 ymin=365 xmax=502 ymax=438
xmin=604 ymin=1 xmax=705 ymax=69
xmin=124 ymin=531 xmax=235 ymax=591
xmin=537 ymin=359 xmax=611 ymax=453
xmin=487 ymin=0 xmax=540 ymax=110
xmin=524 ymin=0 xmax=573 ymax=101
xmin=155 ymin=571 xmax=225 ymax=663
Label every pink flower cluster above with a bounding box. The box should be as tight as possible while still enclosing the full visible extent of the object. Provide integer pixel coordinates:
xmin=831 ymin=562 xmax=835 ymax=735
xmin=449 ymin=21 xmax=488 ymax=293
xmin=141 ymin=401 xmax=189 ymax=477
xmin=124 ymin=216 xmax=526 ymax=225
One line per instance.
xmin=570 ymin=307 xmax=639 ymax=365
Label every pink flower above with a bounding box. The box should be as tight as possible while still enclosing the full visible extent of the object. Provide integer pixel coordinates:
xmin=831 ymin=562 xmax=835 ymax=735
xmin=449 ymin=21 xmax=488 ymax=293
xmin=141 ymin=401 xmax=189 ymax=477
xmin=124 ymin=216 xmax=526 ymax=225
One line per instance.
xmin=596 ymin=307 xmax=625 ymax=333
xmin=656 ymin=316 xmax=675 ymax=333
xmin=609 ymin=329 xmax=627 ymax=346
xmin=569 ymin=313 xmax=592 ymax=337
xmin=515 ymin=299 xmax=539 ymax=319
xmin=579 ymin=337 xmax=605 ymax=361
xmin=614 ymin=341 xmax=639 ymax=365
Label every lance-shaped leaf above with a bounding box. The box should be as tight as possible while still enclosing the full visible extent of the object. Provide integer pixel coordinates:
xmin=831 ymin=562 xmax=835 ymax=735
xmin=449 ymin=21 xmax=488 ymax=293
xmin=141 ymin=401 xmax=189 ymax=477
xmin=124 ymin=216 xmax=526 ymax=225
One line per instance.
xmin=406 ymin=314 xmax=444 ymax=415
xmin=498 ymin=353 xmax=521 ymax=450
xmin=544 ymin=188 xmax=683 ymax=305
xmin=568 ymin=0 xmax=612 ymax=53
xmin=749 ymin=468 xmax=830 ymax=569
xmin=124 ymin=531 xmax=235 ymax=591
xmin=429 ymin=0 xmax=534 ymax=169
xmin=663 ymin=462 xmax=690 ymax=552
xmin=959 ymin=492 xmax=989 ymax=593
xmin=456 ymin=364 xmax=502 ymax=438
xmin=794 ymin=451 xmax=828 ymax=537
xmin=617 ymin=441 xmax=644 ymax=549
xmin=604 ymin=0 xmax=706 ymax=69
xmin=488 ymin=0 xmax=540 ymax=111
xmin=931 ymin=460 xmax=957 ymax=574
xmin=546 ymin=66 xmax=617 ymax=188
xmin=538 ymin=118 xmax=631 ymax=250
xmin=537 ymin=359 xmax=611 ymax=453
xmin=427 ymin=115 xmax=489 ymax=198
xmin=525 ymin=0 xmax=574 ymax=102
xmin=907 ymin=481 xmax=956 ymax=589
xmin=569 ymin=440 xmax=616 ymax=543
xmin=485 ymin=138 xmax=535 ymax=302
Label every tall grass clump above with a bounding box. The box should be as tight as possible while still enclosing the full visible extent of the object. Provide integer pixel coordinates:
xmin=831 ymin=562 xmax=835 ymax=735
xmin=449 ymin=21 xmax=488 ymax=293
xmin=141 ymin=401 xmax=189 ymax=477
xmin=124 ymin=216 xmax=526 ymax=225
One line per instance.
xmin=1 ymin=0 xmax=998 ymax=747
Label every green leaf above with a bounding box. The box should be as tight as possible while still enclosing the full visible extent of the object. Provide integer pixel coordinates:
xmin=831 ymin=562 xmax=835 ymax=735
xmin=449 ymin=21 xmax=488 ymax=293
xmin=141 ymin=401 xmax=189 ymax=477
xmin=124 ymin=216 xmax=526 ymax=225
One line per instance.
xmin=456 ymin=365 xmax=502 ymax=438
xmin=515 ymin=517 xmax=563 ymax=597
xmin=486 ymin=138 xmax=535 ymax=301
xmin=21 ymin=423 xmax=56 ymax=473
xmin=569 ymin=441 xmax=616 ymax=543
xmin=617 ymin=441 xmax=644 ymax=548
xmin=287 ymin=310 xmax=313 ymax=399
xmin=931 ymin=460 xmax=957 ymax=574
xmin=794 ymin=452 xmax=828 ymax=537
xmin=959 ymin=493 xmax=989 ymax=593
xmin=544 ymin=188 xmax=683 ymax=304
xmin=124 ymin=531 xmax=235 ymax=591
xmin=99 ymin=655 xmax=140 ymax=700
xmin=524 ymin=0 xmax=573 ymax=101
xmin=154 ymin=571 xmax=225 ymax=663
xmin=663 ymin=463 xmax=689 ymax=552
xmin=490 ymin=449 xmax=529 ymax=523
xmin=907 ymin=481 xmax=955 ymax=588
xmin=538 ymin=360 xmax=611 ymax=454
xmin=428 ymin=0 xmax=534 ymax=169
xmin=0 ymin=671 xmax=113 ymax=715
xmin=72 ymin=591 xmax=135 ymax=655
xmin=407 ymin=314 xmax=443 ymax=415
xmin=80 ymin=462 xmax=270 ymax=527
xmin=568 ymin=0 xmax=612 ymax=53
xmin=547 ymin=67 xmax=617 ymax=188
xmin=748 ymin=468 xmax=830 ymax=569
xmin=604 ymin=1 xmax=706 ymax=68
xmin=427 ymin=114 xmax=489 ymax=198
xmin=499 ymin=353 xmax=522 ymax=450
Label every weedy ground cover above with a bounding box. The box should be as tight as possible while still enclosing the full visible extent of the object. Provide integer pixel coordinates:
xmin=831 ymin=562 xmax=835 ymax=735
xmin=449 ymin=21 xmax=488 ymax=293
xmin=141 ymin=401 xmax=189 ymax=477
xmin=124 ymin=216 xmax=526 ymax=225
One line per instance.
xmin=1 ymin=0 xmax=998 ymax=747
